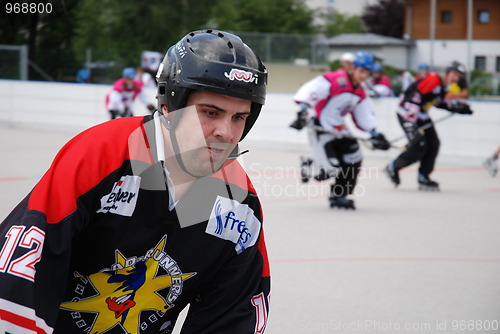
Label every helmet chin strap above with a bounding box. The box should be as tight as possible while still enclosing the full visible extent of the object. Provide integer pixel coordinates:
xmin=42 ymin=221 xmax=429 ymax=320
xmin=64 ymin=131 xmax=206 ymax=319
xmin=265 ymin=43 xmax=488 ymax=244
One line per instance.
xmin=162 ymin=113 xmax=233 ymax=179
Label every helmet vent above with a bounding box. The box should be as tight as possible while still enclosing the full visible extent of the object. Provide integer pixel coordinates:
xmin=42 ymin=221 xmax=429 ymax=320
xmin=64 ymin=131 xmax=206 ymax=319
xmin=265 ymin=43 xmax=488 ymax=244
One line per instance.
xmin=227 ymin=41 xmax=233 ymax=49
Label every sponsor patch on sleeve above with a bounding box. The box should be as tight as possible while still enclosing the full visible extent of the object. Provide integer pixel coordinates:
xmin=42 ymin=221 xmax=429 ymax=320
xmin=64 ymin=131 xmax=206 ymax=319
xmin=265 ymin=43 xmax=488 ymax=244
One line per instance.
xmin=206 ymin=196 xmax=262 ymax=254
xmin=96 ymin=175 xmax=141 ymax=217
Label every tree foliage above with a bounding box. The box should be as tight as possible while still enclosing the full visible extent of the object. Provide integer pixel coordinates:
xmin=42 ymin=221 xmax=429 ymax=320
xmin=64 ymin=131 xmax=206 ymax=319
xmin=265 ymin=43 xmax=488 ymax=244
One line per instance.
xmin=321 ymin=10 xmax=365 ymax=36
xmin=209 ymin=0 xmax=314 ymax=34
xmin=1 ymin=0 xmax=315 ymax=82
xmin=361 ymin=0 xmax=404 ymax=38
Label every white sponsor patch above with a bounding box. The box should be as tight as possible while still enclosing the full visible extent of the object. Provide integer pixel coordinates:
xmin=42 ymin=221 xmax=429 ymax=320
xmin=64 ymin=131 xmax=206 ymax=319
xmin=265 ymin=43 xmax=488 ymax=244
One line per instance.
xmin=97 ymin=175 xmax=141 ymax=217
xmin=206 ymin=196 xmax=261 ymax=254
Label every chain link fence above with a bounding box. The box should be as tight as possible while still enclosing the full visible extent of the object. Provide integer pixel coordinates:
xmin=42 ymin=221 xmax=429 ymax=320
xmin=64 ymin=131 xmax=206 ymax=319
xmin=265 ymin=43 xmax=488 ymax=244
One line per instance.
xmin=236 ymin=32 xmax=329 ymax=65
xmin=0 ymin=45 xmax=28 ymax=80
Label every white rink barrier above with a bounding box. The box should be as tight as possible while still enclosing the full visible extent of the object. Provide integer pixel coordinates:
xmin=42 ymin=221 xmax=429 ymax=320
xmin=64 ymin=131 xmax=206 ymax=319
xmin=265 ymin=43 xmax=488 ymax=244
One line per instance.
xmin=1 ymin=79 xmax=499 ymax=161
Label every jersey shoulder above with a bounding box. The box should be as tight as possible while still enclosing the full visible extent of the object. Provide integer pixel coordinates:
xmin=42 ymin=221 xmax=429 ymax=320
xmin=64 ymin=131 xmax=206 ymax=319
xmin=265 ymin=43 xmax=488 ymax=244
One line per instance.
xmin=417 ymin=72 xmax=442 ymax=94
xmin=28 ymin=117 xmax=152 ymax=224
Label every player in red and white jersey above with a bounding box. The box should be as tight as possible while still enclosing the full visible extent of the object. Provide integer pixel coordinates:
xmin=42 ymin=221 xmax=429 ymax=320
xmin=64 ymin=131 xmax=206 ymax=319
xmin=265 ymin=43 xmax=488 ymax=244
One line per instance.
xmin=105 ymin=67 xmax=155 ymax=119
xmin=367 ymin=64 xmax=393 ymax=97
xmin=290 ymin=50 xmax=390 ymax=209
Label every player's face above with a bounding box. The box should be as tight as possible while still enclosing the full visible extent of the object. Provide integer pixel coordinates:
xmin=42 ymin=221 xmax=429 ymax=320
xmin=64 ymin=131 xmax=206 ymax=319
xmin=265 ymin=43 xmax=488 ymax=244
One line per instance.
xmin=124 ymin=78 xmax=134 ymax=88
xmin=351 ymin=67 xmax=371 ymax=85
xmin=170 ymin=91 xmax=251 ymax=177
xmin=445 ymin=69 xmax=461 ymax=85
xmin=342 ymin=61 xmax=354 ymax=72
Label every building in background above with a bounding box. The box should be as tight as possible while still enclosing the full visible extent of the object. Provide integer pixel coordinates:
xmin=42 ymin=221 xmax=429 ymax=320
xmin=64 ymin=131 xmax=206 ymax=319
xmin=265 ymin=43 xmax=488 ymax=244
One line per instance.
xmin=305 ymin=0 xmax=378 ymax=16
xmin=404 ymin=0 xmax=500 ymax=74
xmin=317 ymin=32 xmax=414 ymax=69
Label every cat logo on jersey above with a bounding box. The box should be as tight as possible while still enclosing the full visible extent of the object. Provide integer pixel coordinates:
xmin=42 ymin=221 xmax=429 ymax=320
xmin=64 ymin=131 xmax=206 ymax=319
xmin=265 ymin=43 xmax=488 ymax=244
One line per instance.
xmin=60 ymin=236 xmax=196 ymax=333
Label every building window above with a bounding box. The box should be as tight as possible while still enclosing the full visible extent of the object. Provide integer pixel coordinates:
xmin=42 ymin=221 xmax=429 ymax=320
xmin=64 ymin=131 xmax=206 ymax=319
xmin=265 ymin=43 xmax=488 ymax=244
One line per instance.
xmin=441 ymin=10 xmax=452 ymax=23
xmin=478 ymin=10 xmax=490 ymax=23
xmin=475 ymin=56 xmax=486 ymax=71
xmin=496 ymin=57 xmax=500 ymax=72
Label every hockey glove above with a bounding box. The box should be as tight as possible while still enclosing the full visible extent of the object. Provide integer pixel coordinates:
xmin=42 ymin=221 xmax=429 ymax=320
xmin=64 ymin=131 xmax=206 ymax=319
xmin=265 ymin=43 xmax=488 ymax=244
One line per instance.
xmin=453 ymin=102 xmax=473 ymax=115
xmin=289 ymin=110 xmax=309 ymax=130
xmin=369 ymin=130 xmax=391 ymax=150
xmin=435 ymin=100 xmax=473 ymax=115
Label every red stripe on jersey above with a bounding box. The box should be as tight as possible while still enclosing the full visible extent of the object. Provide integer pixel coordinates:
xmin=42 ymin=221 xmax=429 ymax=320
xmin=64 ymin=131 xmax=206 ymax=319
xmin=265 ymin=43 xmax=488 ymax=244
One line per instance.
xmin=417 ymin=72 xmax=442 ymax=94
xmin=0 ymin=309 xmax=49 ymax=334
xmin=28 ymin=117 xmax=151 ymax=224
xmin=258 ymin=229 xmax=271 ymax=277
xmin=212 ymin=159 xmax=257 ymax=194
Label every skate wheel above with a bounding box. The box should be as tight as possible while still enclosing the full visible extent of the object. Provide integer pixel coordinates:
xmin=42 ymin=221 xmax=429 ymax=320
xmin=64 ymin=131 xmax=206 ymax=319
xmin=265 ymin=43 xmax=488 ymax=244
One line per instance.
xmin=329 ymin=204 xmax=356 ymax=210
xmin=418 ymin=185 xmax=440 ymax=191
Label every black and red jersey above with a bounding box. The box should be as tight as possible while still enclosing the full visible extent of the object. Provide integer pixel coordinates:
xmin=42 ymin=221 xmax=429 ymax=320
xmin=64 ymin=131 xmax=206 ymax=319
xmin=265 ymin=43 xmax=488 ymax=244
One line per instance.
xmin=396 ymin=72 xmax=448 ymax=123
xmin=0 ymin=114 xmax=270 ymax=334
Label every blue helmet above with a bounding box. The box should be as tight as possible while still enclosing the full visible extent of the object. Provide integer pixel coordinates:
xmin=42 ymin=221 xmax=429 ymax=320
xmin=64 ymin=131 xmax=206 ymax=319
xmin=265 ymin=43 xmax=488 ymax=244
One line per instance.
xmin=372 ymin=64 xmax=383 ymax=73
xmin=353 ymin=50 xmax=375 ymax=71
xmin=418 ymin=63 xmax=430 ymax=71
xmin=122 ymin=67 xmax=136 ymax=79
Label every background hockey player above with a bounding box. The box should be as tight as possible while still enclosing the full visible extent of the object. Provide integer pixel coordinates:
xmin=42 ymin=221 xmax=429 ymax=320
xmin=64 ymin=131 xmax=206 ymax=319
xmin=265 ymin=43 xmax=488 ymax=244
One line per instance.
xmin=415 ymin=63 xmax=430 ymax=80
xmin=340 ymin=52 xmax=355 ymax=72
xmin=385 ymin=60 xmax=473 ymax=191
xmin=0 ymin=29 xmax=270 ymax=334
xmin=367 ymin=63 xmax=393 ymax=97
xmin=290 ymin=50 xmax=391 ymax=209
xmin=483 ymin=145 xmax=500 ymax=177
xmin=105 ymin=67 xmax=156 ymax=119
xmin=397 ymin=69 xmax=415 ymax=96
xmin=135 ymin=66 xmax=156 ymax=88
xmin=444 ymin=60 xmax=469 ymax=100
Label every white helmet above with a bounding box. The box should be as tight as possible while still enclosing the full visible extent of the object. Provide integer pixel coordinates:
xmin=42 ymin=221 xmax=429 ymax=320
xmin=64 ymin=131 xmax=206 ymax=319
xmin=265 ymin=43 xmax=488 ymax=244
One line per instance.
xmin=341 ymin=52 xmax=355 ymax=62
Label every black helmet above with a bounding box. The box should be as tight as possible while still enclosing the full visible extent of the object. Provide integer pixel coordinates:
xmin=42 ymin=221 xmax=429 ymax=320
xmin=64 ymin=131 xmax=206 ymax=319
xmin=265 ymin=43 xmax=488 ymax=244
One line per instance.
xmin=445 ymin=60 xmax=465 ymax=75
xmin=156 ymin=29 xmax=267 ymax=140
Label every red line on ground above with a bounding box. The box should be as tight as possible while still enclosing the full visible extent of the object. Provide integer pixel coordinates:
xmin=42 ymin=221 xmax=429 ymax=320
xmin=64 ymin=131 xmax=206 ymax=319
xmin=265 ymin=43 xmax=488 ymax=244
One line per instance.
xmin=271 ymin=257 xmax=500 ymax=264
xmin=0 ymin=177 xmax=30 ymax=182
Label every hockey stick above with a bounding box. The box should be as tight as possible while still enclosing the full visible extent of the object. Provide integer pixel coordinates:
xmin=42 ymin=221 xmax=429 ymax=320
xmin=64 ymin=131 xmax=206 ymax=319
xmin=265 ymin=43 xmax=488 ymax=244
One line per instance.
xmin=307 ymin=125 xmax=403 ymax=151
xmin=389 ymin=113 xmax=456 ymax=144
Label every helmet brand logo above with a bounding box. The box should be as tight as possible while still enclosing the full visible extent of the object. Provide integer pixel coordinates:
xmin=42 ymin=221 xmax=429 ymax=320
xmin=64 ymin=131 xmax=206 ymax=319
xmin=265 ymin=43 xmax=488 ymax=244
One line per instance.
xmin=224 ymin=68 xmax=258 ymax=84
xmin=176 ymin=42 xmax=187 ymax=58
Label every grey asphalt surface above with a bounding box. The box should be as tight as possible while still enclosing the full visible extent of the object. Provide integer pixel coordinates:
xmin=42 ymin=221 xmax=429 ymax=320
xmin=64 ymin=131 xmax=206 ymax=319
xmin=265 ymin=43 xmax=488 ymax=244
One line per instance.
xmin=1 ymin=124 xmax=499 ymax=334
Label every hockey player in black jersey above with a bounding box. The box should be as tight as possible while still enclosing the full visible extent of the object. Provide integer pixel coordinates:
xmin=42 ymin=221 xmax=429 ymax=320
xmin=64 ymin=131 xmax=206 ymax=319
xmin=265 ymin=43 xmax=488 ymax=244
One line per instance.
xmin=385 ymin=61 xmax=473 ymax=191
xmin=0 ymin=30 xmax=270 ymax=334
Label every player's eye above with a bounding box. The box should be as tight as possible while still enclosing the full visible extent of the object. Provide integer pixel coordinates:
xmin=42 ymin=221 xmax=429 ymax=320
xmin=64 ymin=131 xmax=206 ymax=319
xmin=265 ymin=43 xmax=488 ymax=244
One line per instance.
xmin=233 ymin=114 xmax=249 ymax=121
xmin=201 ymin=108 xmax=220 ymax=118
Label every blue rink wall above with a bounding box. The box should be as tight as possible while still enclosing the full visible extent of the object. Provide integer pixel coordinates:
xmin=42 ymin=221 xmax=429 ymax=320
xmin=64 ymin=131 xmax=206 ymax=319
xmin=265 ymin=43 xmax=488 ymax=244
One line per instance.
xmin=1 ymin=79 xmax=499 ymax=160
